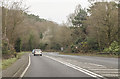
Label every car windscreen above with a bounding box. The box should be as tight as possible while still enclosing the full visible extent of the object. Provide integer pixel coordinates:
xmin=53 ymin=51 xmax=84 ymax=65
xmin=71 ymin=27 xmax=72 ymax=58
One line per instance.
xmin=34 ymin=49 xmax=41 ymax=52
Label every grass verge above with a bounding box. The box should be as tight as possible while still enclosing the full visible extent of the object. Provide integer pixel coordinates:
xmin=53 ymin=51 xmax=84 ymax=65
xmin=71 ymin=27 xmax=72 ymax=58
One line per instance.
xmin=2 ymin=52 xmax=29 ymax=70
xmin=60 ymin=52 xmax=119 ymax=58
xmin=2 ymin=58 xmax=17 ymax=70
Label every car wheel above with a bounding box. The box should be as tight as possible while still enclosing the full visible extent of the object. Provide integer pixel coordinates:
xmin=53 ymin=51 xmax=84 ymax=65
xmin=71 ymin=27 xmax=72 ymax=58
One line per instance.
xmin=34 ymin=54 xmax=35 ymax=56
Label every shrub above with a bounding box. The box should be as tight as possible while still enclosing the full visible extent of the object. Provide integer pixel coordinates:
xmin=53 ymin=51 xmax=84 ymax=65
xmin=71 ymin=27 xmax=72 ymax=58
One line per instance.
xmin=15 ymin=38 xmax=22 ymax=52
xmin=103 ymin=41 xmax=120 ymax=54
xmin=39 ymin=43 xmax=48 ymax=50
xmin=86 ymin=37 xmax=99 ymax=51
xmin=51 ymin=43 xmax=61 ymax=51
xmin=2 ymin=41 xmax=8 ymax=54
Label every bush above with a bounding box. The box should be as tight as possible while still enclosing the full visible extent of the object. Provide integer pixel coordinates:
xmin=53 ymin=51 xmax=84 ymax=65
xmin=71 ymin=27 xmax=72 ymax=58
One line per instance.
xmin=70 ymin=44 xmax=79 ymax=53
xmin=2 ymin=41 xmax=8 ymax=54
xmin=39 ymin=43 xmax=48 ymax=50
xmin=51 ymin=43 xmax=61 ymax=51
xmin=64 ymin=46 xmax=73 ymax=53
xmin=103 ymin=41 xmax=120 ymax=54
xmin=86 ymin=37 xmax=99 ymax=51
xmin=15 ymin=38 xmax=22 ymax=52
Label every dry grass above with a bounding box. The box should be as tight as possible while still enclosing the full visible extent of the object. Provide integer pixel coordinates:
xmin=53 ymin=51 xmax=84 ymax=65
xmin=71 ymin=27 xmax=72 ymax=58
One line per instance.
xmin=2 ymin=52 xmax=29 ymax=70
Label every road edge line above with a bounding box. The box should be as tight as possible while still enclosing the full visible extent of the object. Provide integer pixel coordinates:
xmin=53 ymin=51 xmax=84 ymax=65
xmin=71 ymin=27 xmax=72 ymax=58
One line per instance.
xmin=20 ymin=54 xmax=31 ymax=77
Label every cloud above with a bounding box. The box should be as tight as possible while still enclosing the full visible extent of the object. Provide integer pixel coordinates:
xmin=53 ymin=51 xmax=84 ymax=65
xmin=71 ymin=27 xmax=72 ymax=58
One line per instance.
xmin=27 ymin=0 xmax=90 ymax=24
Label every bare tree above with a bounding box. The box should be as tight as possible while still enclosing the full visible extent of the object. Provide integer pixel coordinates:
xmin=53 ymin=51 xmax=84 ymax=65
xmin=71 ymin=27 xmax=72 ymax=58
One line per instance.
xmin=87 ymin=2 xmax=118 ymax=50
xmin=2 ymin=0 xmax=28 ymax=51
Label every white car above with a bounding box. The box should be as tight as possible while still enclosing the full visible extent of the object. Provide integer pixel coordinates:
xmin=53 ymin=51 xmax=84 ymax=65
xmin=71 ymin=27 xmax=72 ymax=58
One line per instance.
xmin=32 ymin=49 xmax=42 ymax=56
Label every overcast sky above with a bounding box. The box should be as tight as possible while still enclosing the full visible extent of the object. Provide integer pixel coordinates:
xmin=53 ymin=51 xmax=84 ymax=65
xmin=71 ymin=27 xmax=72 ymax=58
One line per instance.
xmin=26 ymin=0 xmax=90 ymax=24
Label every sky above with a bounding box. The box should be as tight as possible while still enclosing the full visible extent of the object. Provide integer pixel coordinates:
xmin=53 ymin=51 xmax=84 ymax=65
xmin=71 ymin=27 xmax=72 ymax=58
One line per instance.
xmin=26 ymin=0 xmax=90 ymax=24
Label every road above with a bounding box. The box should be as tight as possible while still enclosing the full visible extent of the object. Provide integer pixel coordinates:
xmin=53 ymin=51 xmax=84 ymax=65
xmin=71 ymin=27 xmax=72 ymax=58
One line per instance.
xmin=24 ymin=52 xmax=119 ymax=78
xmin=24 ymin=54 xmax=92 ymax=77
xmin=45 ymin=52 xmax=118 ymax=69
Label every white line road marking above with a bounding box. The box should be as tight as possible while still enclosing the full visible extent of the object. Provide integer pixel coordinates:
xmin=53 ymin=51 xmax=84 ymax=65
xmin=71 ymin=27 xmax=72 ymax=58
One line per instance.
xmin=13 ymin=54 xmax=31 ymax=77
xmin=88 ymin=63 xmax=105 ymax=67
xmin=45 ymin=55 xmax=106 ymax=79
xmin=90 ymin=69 xmax=119 ymax=71
xmin=20 ymin=54 xmax=31 ymax=78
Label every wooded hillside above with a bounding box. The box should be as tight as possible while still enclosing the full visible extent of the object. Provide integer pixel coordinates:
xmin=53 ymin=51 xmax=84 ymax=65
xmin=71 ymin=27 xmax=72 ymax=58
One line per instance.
xmin=1 ymin=0 xmax=120 ymax=58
